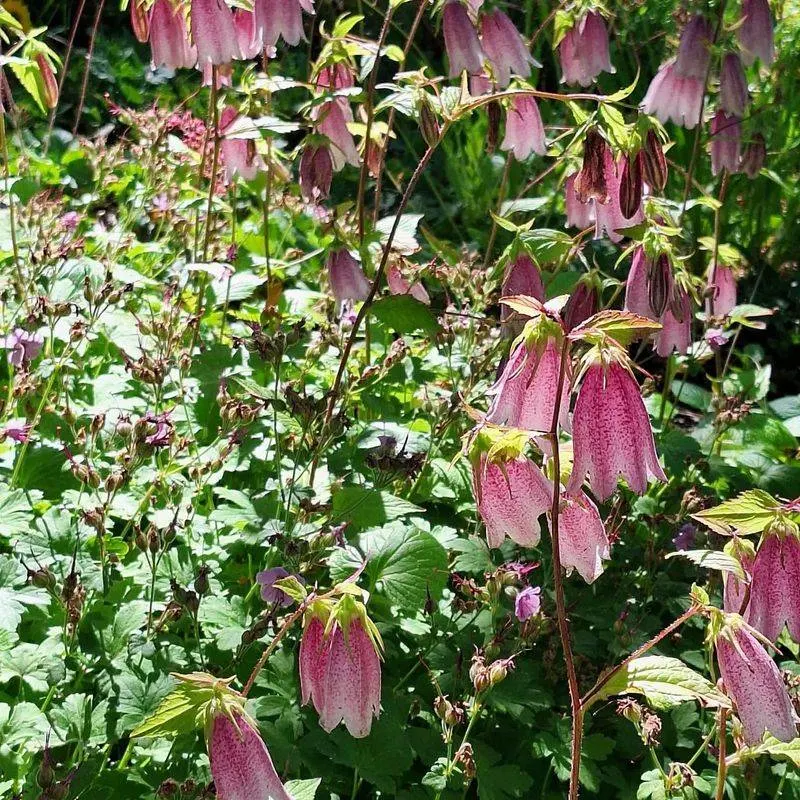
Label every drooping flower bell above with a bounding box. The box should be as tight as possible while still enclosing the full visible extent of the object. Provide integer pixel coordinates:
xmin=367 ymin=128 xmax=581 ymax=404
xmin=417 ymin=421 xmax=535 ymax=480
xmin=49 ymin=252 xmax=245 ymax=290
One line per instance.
xmin=149 ymin=0 xmax=197 ymax=70
xmin=499 ymin=251 xmax=545 ymax=325
xmin=564 ymin=173 xmax=596 ymax=229
xmin=566 ymin=354 xmax=666 ymax=501
xmin=234 ymin=8 xmax=263 ymax=59
xmin=130 ymin=0 xmax=151 ymax=43
xmin=219 ymin=108 xmax=265 ymax=183
xmin=562 ymin=280 xmax=598 ymax=331
xmin=593 ymin=149 xmax=643 ymax=243
xmin=314 ymin=101 xmax=359 ymax=171
xmin=4 ymin=328 xmax=43 ymax=367
xmin=558 ymin=11 xmax=615 ymax=87
xmin=479 ymin=9 xmax=538 ymax=88
xmin=654 ymin=285 xmax=693 ymax=357
xmin=208 ymin=702 xmax=293 ymax=800
xmin=255 ymin=0 xmax=315 ymax=48
xmin=709 ymin=110 xmax=741 ymax=176
xmin=720 ymin=53 xmax=749 ymax=117
xmin=573 ymin=128 xmax=610 ymax=204
xmin=299 ymin=596 xmax=382 ymax=738
xmin=386 ymin=262 xmax=430 ymax=305
xmin=747 ymin=521 xmax=800 ymax=643
xmin=642 ymin=62 xmax=705 ymax=129
xmin=722 ymin=537 xmax=755 ymax=616
xmin=737 ymin=0 xmax=774 ymax=66
xmin=705 ymin=262 xmax=737 ymax=317
xmin=740 ymin=133 xmax=766 ymax=178
xmin=714 ymin=615 xmax=797 ymax=745
xmin=618 ymin=153 xmax=642 ymax=220
xmin=299 ymin=142 xmax=333 ymax=204
xmin=675 ymin=15 xmax=713 ymax=79
xmin=443 ymin=0 xmax=485 ymax=78
xmin=556 ymin=490 xmax=610 ymax=583
xmin=327 ymin=249 xmax=371 ymax=306
xmin=500 ymin=95 xmax=546 ymax=161
xmin=190 ymin=0 xmax=243 ymax=67
xmin=486 ymin=317 xmax=571 ymax=435
xmin=624 ymin=248 xmax=672 ymax=321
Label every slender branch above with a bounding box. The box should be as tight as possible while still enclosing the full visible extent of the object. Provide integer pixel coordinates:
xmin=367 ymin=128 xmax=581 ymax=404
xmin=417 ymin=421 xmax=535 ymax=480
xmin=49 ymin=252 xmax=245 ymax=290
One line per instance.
xmin=715 ymin=709 xmax=728 ymax=800
xmin=72 ymin=0 xmax=106 ymax=135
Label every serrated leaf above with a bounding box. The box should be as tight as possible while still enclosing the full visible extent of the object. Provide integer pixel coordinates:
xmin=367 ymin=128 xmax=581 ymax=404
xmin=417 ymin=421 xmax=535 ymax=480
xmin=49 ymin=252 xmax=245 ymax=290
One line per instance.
xmin=592 ymin=655 xmax=730 ymax=710
xmin=284 ymin=778 xmax=322 ymax=800
xmin=570 ymin=310 xmax=662 ymax=347
xmin=691 ymin=490 xmax=782 ymax=535
xmin=727 ymin=735 xmax=800 ymax=768
xmin=230 ymin=375 xmax=277 ymax=402
xmin=130 ymin=681 xmax=211 ymax=739
xmin=331 ymin=486 xmax=423 ymax=531
xmin=666 ymin=549 xmax=745 ymax=579
xmin=371 ymin=294 xmax=440 ymax=337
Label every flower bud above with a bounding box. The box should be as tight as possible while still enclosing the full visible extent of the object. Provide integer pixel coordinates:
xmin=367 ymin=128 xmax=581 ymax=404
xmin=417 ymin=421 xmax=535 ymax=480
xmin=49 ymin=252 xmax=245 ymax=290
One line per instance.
xmin=618 ymin=153 xmax=642 ymax=220
xmin=35 ymin=54 xmax=59 ymax=109
xmin=647 ymin=253 xmax=672 ymax=319
xmin=740 ymin=134 xmax=766 ymax=179
xmin=418 ymin=97 xmax=440 ymax=149
xmin=639 ymin=130 xmax=668 ymax=192
xmin=574 ymin=129 xmax=609 ymax=204
xmin=130 ymin=0 xmax=151 ymax=43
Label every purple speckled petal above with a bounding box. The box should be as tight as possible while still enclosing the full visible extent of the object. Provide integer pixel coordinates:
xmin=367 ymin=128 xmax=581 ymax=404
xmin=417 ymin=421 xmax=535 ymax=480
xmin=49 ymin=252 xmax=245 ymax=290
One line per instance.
xmin=555 ymin=491 xmax=610 ymax=583
xmin=191 ymin=0 xmax=242 ymax=66
xmin=299 ymin=616 xmax=328 ymax=709
xmin=749 ymin=534 xmax=793 ymax=642
xmin=624 ymin=248 xmax=655 ymax=320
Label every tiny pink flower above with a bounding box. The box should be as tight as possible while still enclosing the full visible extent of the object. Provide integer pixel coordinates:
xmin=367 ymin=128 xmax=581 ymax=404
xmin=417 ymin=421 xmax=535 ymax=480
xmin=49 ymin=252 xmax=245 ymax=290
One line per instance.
xmin=255 ymin=0 xmax=313 ymax=48
xmin=642 ymin=62 xmax=705 ymax=129
xmin=386 ymin=263 xmax=430 ymax=305
xmin=706 ymin=262 xmax=737 ymax=317
xmin=1 ymin=422 xmax=32 ymax=444
xmin=479 ymin=9 xmax=538 ymax=88
xmin=655 ymin=287 xmax=693 ymax=357
xmin=500 ymin=253 xmax=544 ymax=326
xmin=709 ymin=110 xmax=741 ymax=176
xmin=566 ymin=359 xmax=666 ymax=501
xmin=299 ymin=143 xmax=333 ymax=203
xmin=443 ymin=0 xmax=485 ymax=78
xmin=737 ymin=0 xmax=774 ymax=66
xmin=208 ymin=708 xmax=292 ymax=800
xmin=715 ymin=619 xmax=797 ymax=745
xmin=474 ymin=455 xmax=552 ymax=548
xmin=564 ymin=173 xmax=595 ymax=229
xmin=327 ymin=249 xmax=371 ymax=305
xmin=149 ymin=0 xmax=197 ymax=70
xmin=500 ymin=95 xmax=546 ymax=160
xmin=555 ymin=490 xmax=610 ymax=583
xmin=705 ymin=327 xmax=729 ymax=350
xmin=558 ymin=12 xmax=615 ymax=87
xmin=5 ymin=328 xmax=43 ymax=367
xmin=720 ymin=53 xmax=749 ymax=117
xmin=514 ymin=586 xmax=541 ymax=621
xmin=190 ymin=0 xmax=242 ymax=67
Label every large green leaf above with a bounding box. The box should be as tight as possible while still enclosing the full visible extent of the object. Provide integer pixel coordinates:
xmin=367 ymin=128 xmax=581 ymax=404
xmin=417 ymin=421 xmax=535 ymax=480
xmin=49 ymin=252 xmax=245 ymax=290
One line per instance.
xmin=331 ymin=486 xmax=423 ymax=531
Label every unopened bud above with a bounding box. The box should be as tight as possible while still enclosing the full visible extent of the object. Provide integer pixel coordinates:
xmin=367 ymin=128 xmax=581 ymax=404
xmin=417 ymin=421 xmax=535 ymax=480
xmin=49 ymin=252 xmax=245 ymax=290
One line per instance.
xmin=639 ymin=129 xmax=668 ymax=192
xmin=418 ymin=97 xmax=440 ymax=149
xmin=35 ymin=54 xmax=59 ymax=109
xmin=618 ymin=153 xmax=642 ymax=219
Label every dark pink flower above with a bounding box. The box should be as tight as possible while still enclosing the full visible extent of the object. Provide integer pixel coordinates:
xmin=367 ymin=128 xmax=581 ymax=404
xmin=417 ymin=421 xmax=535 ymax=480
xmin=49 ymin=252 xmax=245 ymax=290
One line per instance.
xmin=740 ymin=133 xmax=766 ymax=178
xmin=443 ymin=0 xmax=484 ymax=78
xmin=1 ymin=422 xmax=32 ymax=444
xmin=190 ymin=0 xmax=242 ymax=67
xmin=624 ymin=247 xmax=657 ymax=320
xmin=4 ymin=328 xmax=43 ymax=366
xmin=500 ymin=253 xmax=544 ymax=326
xmin=149 ymin=0 xmax=197 ymax=70
xmin=720 ymin=53 xmax=749 ymax=117
xmin=706 ymin=262 xmax=737 ymax=317
xmin=386 ymin=263 xmax=430 ymax=304
xmin=737 ymin=0 xmax=774 ymax=66
xmin=144 ymin=412 xmax=173 ymax=447
xmin=566 ymin=359 xmax=666 ymax=501
xmin=558 ymin=12 xmax=615 ymax=87
xmin=674 ymin=15 xmax=712 ymax=80
xmin=500 ymin=95 xmax=546 ymax=160
xmin=208 ymin=708 xmax=292 ymax=800
xmin=715 ymin=619 xmax=796 ymax=745
xmin=255 ymin=0 xmax=313 ymax=48
xmin=327 ymin=249 xmax=370 ymax=305
xmin=562 ymin=281 xmax=597 ymax=332
xmin=655 ymin=286 xmax=693 ymax=357
xmin=564 ymin=173 xmax=595 ymax=229
xmin=642 ymin=62 xmax=705 ymax=129
xmin=479 ymin=9 xmax=538 ymax=88
xmin=514 ymin=586 xmax=541 ymax=620
xmin=723 ymin=539 xmax=754 ymax=615
xmin=474 ymin=455 xmax=552 ymax=548
xmin=469 ymin=72 xmax=494 ymax=95
xmin=747 ymin=530 xmax=800 ymax=643
xmin=705 ymin=327 xmax=729 ymax=350
xmin=710 ymin=111 xmax=741 ymax=176
xmin=299 ymin=143 xmax=333 ymax=203
xmin=555 ymin=490 xmax=610 ymax=583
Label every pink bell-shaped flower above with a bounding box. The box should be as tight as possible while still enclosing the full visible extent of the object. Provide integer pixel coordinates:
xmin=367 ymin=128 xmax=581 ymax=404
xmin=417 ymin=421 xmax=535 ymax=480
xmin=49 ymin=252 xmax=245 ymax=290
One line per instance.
xmin=624 ymin=247 xmax=656 ymax=320
xmin=709 ymin=110 xmax=741 ymax=176
xmin=327 ymin=249 xmax=371 ymax=305
xmin=315 ymin=101 xmax=359 ymax=171
xmin=706 ymin=262 xmax=737 ymax=317
xmin=234 ymin=8 xmax=263 ymax=59
xmin=386 ymin=262 xmax=430 ymax=304
xmin=149 ymin=0 xmax=197 ymax=70
xmin=723 ymin=538 xmax=755 ymax=616
xmin=500 ymin=252 xmax=545 ymax=321
xmin=562 ymin=281 xmax=598 ymax=331
xmin=564 ymin=173 xmax=595 ymax=229
xmin=486 ymin=325 xmax=571 ymax=435
xmin=299 ymin=596 xmax=382 ymax=738
xmin=558 ymin=12 xmax=615 ymax=87
xmin=474 ymin=454 xmax=553 ymax=548
xmin=737 ymin=0 xmax=774 ymax=66
xmin=566 ymin=357 xmax=666 ymax=501
xmin=219 ymin=107 xmax=264 ymax=182
xmin=642 ymin=62 xmax=705 ymax=129
xmin=299 ymin=142 xmax=333 ymax=203
xmin=469 ymin=72 xmax=494 ymax=96
xmin=740 ymin=133 xmax=766 ymax=178
xmin=555 ymin=490 xmax=610 ymax=583
xmin=443 ymin=0 xmax=485 ymax=78
xmin=594 ymin=150 xmax=643 ymax=243
xmin=747 ymin=526 xmax=800 ymax=643
xmin=720 ymin=53 xmax=749 ymax=117
xmin=191 ymin=0 xmax=242 ymax=67
xmin=479 ymin=8 xmax=538 ymax=88
xmin=655 ymin=286 xmax=693 ymax=357
xmin=255 ymin=0 xmax=314 ymax=47
xmin=674 ymin=15 xmax=713 ymax=80
xmin=208 ymin=707 xmax=292 ymax=800
xmin=500 ymin=95 xmax=546 ymax=160
xmin=715 ymin=617 xmax=797 ymax=745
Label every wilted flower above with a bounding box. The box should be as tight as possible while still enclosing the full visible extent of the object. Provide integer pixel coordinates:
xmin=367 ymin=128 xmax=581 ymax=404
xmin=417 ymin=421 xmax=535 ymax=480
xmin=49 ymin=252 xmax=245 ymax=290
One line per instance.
xmin=386 ymin=263 xmax=430 ymax=305
xmin=256 ymin=567 xmax=303 ymax=607
xmin=208 ymin=706 xmax=292 ymax=800
xmin=562 ymin=281 xmax=598 ymax=331
xmin=474 ymin=454 xmax=552 ymax=548
xmin=556 ymin=490 xmax=610 ymax=583
xmin=720 ymin=53 xmax=749 ymax=117
xmin=220 ymin=107 xmax=264 ymax=182
xmin=672 ymin=523 xmax=696 ymax=551
xmin=642 ymin=62 xmax=705 ymax=129
xmin=299 ymin=143 xmax=333 ymax=203
xmin=500 ymin=252 xmax=544 ymax=327
xmin=715 ymin=616 xmax=796 ymax=745
xmin=558 ymin=12 xmax=615 ymax=87
xmin=514 ymin=586 xmax=541 ymax=621
xmin=566 ymin=357 xmax=667 ymax=501
xmin=190 ymin=0 xmax=242 ymax=67
xmin=747 ymin=526 xmax=800 ymax=643
xmin=709 ymin=111 xmax=741 ymax=176
xmin=740 ymin=133 xmax=766 ymax=178
xmin=706 ymin=262 xmax=737 ymax=317
xmin=655 ymin=286 xmax=693 ymax=357
xmin=327 ymin=249 xmax=371 ymax=305
xmin=479 ymin=9 xmax=538 ymax=88
xmin=573 ymin=129 xmax=609 ymax=204
xmin=737 ymin=0 xmax=774 ymax=66
xmin=4 ymin=328 xmax=43 ymax=366
xmin=299 ymin=596 xmax=382 ymax=737
xmin=500 ymin=95 xmax=546 ymax=160
xmin=443 ymin=0 xmax=484 ymax=78
xmin=564 ymin=173 xmax=595 ymax=229
xmin=705 ymin=327 xmax=729 ymax=350
xmin=618 ymin=153 xmax=642 ymax=220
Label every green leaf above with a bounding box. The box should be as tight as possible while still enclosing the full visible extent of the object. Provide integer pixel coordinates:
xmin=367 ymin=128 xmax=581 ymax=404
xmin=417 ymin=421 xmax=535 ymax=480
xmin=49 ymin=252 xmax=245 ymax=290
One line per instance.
xmin=666 ymin=549 xmax=745 ymax=579
xmin=727 ymin=736 xmax=800 ymax=768
xmin=371 ymin=294 xmax=441 ymax=337
xmin=570 ymin=310 xmax=662 ymax=347
xmin=284 ymin=778 xmax=322 ymax=800
xmin=331 ymin=486 xmax=424 ymax=531
xmin=0 ymin=485 xmax=35 ymax=538
xmin=230 ymin=375 xmax=278 ymax=402
xmin=131 ymin=680 xmax=211 ymax=739
xmin=116 ymin=672 xmax=176 ymax=734
xmin=691 ymin=490 xmax=782 ymax=535
xmin=591 ymin=655 xmax=730 ymax=710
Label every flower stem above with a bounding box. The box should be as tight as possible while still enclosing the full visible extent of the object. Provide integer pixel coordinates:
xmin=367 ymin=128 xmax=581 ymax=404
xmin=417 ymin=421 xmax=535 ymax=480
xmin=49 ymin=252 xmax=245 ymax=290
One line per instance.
xmin=715 ymin=709 xmax=728 ymax=800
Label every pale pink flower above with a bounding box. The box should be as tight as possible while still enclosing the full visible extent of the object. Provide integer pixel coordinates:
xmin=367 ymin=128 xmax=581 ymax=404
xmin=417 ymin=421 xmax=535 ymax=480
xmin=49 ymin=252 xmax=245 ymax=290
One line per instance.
xmin=720 ymin=53 xmax=749 ymax=117
xmin=564 ymin=173 xmax=595 ymax=229
xmin=479 ymin=9 xmax=538 ymax=88
xmin=723 ymin=540 xmax=754 ymax=616
xmin=208 ymin=708 xmax=292 ymax=800
xmin=386 ymin=263 xmax=430 ymax=305
xmin=514 ymin=586 xmax=542 ymax=620
xmin=737 ymin=0 xmax=774 ymax=66
xmin=716 ymin=619 xmax=796 ymax=745
xmin=255 ymin=0 xmax=314 ymax=47
xmin=642 ymin=62 xmax=705 ymax=129
xmin=655 ymin=287 xmax=693 ymax=357
xmin=556 ymin=490 xmax=610 ymax=583
xmin=315 ymin=101 xmax=359 ymax=171
xmin=234 ymin=8 xmax=262 ymax=59
xmin=594 ymin=150 xmax=643 ymax=243
xmin=624 ymin=247 xmax=657 ymax=320
xmin=190 ymin=0 xmax=242 ymax=67
xmin=500 ymin=95 xmax=546 ymax=160
xmin=149 ymin=0 xmax=197 ymax=70
xmin=201 ymin=61 xmax=233 ymax=87
xmin=710 ymin=110 xmax=741 ymax=176
xmin=474 ymin=455 xmax=552 ymax=548
xmin=327 ymin=249 xmax=371 ymax=305
xmin=4 ymin=328 xmax=43 ymax=366
xmin=566 ymin=359 xmax=666 ymax=501
xmin=443 ymin=0 xmax=484 ymax=78
xmin=500 ymin=253 xmax=544 ymax=325
xmin=558 ymin=12 xmax=615 ymax=87
xmin=469 ymin=72 xmax=494 ymax=95
xmin=706 ymin=262 xmax=737 ymax=317
xmin=219 ymin=107 xmax=264 ymax=182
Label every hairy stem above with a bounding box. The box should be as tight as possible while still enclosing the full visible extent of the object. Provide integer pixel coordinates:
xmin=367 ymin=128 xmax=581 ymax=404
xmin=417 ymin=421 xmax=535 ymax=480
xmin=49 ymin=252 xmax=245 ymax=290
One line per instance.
xmin=715 ymin=709 xmax=728 ymax=800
